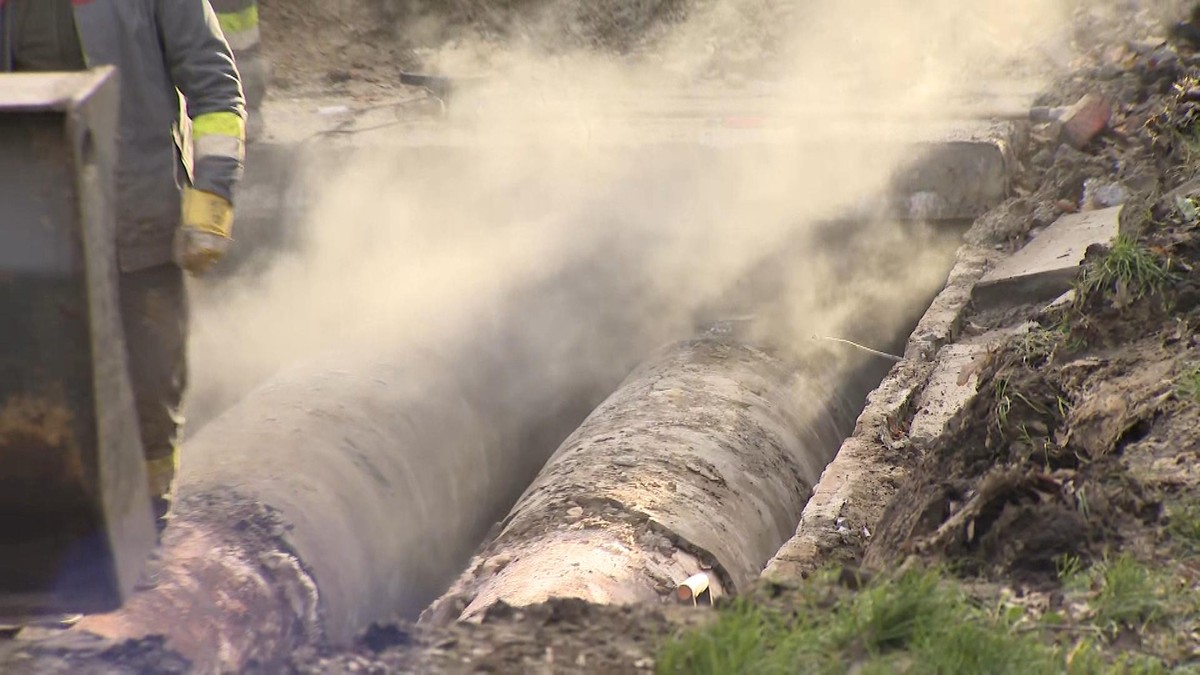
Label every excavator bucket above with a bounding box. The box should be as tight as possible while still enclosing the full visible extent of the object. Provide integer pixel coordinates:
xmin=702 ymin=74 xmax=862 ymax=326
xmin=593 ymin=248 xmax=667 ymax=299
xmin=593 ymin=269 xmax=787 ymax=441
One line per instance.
xmin=0 ymin=68 xmax=155 ymax=616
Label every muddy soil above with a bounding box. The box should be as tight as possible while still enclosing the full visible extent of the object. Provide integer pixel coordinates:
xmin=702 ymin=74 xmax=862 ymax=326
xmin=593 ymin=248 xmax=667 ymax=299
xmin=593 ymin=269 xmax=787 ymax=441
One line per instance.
xmin=868 ymin=1 xmax=1200 ymax=557
xmin=853 ymin=2 xmax=1200 ymax=665
xmin=6 ymin=2 xmax=1200 ymax=674
xmin=291 ymin=600 xmax=679 ymax=674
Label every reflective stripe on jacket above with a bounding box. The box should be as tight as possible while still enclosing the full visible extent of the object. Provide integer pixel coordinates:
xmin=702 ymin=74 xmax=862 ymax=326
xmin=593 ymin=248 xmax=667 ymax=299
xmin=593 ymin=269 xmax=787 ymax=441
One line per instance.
xmin=210 ymin=0 xmax=257 ymax=50
xmin=1 ymin=0 xmax=246 ymax=271
xmin=209 ymin=0 xmax=265 ymax=110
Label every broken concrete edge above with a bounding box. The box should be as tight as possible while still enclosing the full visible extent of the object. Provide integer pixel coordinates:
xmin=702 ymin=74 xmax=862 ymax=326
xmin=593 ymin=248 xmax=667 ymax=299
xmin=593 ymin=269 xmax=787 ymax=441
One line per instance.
xmin=972 ymin=205 xmax=1124 ymax=308
xmin=761 ymin=245 xmax=997 ymax=582
xmin=763 ymin=195 xmax=1124 ymax=582
xmin=761 ymin=113 xmax=1088 ymax=582
xmin=885 ymin=120 xmax=1023 ymax=222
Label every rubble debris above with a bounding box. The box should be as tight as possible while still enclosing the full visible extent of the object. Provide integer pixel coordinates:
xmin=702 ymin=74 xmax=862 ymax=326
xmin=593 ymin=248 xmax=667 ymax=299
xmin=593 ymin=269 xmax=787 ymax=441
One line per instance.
xmin=1056 ymin=93 xmax=1112 ymax=149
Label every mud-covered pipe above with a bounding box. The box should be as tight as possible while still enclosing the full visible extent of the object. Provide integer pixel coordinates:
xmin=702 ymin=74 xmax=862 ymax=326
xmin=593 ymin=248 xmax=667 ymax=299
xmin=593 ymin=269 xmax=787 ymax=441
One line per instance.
xmin=424 ymin=338 xmax=868 ymax=622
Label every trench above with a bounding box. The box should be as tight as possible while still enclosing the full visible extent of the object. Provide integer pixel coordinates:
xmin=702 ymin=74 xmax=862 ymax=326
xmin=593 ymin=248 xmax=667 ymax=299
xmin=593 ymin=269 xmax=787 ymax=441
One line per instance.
xmin=59 ymin=134 xmax=981 ymax=672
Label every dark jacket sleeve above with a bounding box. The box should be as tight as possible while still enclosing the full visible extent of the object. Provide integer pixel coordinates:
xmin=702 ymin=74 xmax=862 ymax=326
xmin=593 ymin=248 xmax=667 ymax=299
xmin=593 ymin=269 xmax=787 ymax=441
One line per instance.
xmin=156 ymin=0 xmax=246 ymax=202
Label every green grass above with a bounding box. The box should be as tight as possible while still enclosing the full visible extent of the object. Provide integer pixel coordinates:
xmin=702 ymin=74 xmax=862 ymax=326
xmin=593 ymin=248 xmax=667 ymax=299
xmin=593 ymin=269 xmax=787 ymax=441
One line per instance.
xmin=1169 ymin=501 xmax=1200 ymax=554
xmin=654 ymin=600 xmax=802 ymax=675
xmin=1017 ymin=326 xmax=1065 ymax=365
xmin=1177 ymin=364 xmax=1200 ymax=403
xmin=656 ymin=569 xmax=1065 ymax=675
xmin=1091 ymin=554 xmax=1167 ymax=631
xmin=1076 ymin=235 xmax=1175 ymax=306
xmin=656 ymin=557 xmax=1200 ymax=674
xmin=1055 ymin=553 xmax=1088 ymax=592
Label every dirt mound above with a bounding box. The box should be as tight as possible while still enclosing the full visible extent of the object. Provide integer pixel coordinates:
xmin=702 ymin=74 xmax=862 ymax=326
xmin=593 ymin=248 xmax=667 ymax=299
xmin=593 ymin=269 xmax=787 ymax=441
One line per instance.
xmin=864 ymin=329 xmax=1185 ymax=583
xmin=259 ymin=0 xmax=420 ymax=95
xmin=288 ymin=599 xmax=676 ymax=674
xmin=854 ymin=8 xmax=1200 ymax=662
xmin=374 ymin=0 xmax=689 ymax=52
xmin=259 ymin=0 xmax=693 ymax=96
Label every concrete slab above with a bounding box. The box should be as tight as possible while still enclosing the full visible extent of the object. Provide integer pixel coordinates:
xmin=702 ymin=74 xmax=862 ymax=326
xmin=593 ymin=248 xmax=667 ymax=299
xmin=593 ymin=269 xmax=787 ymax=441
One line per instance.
xmin=888 ymin=128 xmax=1015 ymax=222
xmin=907 ymin=341 xmax=989 ymax=446
xmin=233 ymin=86 xmax=1030 ymax=270
xmin=907 ymin=324 xmax=1030 ymax=446
xmin=972 ymin=205 xmax=1122 ymax=309
xmin=226 ymin=98 xmax=1020 ymax=280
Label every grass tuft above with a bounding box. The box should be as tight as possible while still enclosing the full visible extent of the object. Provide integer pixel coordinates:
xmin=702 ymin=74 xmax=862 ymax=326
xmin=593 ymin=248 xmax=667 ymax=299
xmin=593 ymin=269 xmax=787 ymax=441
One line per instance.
xmin=1092 ymin=554 xmax=1166 ymax=630
xmin=1076 ymin=236 xmax=1175 ymax=306
xmin=654 ymin=599 xmax=804 ymax=675
xmin=1055 ymin=553 xmax=1088 ymax=592
xmin=1017 ymin=326 xmax=1065 ymax=365
xmin=1167 ymin=501 xmax=1200 ymax=553
xmin=1177 ymin=363 xmax=1200 ymax=403
xmin=656 ymin=569 xmax=1064 ymax=675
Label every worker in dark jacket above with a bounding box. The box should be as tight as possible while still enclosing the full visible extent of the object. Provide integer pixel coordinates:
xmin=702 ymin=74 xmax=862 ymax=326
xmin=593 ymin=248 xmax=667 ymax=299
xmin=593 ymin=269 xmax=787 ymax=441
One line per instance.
xmin=1 ymin=0 xmax=246 ymax=526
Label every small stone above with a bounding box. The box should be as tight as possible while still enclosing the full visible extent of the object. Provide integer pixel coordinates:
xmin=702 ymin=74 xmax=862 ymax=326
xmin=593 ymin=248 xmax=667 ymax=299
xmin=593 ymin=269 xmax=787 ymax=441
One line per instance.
xmin=480 ymin=553 xmax=513 ymax=577
xmin=565 ymin=506 xmax=584 ymax=521
xmin=1082 ymin=179 xmax=1128 ymax=210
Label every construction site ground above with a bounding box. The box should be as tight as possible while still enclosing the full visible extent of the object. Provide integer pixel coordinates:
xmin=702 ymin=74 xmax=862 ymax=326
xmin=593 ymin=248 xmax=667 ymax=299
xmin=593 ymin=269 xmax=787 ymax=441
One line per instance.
xmin=8 ymin=0 xmax=1200 ymax=673
xmin=256 ymin=1 xmax=1200 ymax=673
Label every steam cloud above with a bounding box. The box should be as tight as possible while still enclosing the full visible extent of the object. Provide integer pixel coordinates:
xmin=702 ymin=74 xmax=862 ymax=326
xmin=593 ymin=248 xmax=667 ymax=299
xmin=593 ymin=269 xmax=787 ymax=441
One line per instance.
xmin=185 ymin=0 xmax=1075 ymax=431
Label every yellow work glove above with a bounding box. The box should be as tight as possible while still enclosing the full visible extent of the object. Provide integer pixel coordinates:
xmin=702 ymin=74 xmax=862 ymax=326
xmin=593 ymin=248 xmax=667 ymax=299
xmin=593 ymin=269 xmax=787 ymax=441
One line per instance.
xmin=174 ymin=187 xmax=234 ymax=275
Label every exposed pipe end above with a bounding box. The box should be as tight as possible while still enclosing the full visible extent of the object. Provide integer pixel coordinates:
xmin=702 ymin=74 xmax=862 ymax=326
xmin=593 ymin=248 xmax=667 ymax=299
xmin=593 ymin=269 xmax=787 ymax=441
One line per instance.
xmin=72 ymin=492 xmax=321 ymax=673
xmin=675 ymin=573 xmax=714 ymax=607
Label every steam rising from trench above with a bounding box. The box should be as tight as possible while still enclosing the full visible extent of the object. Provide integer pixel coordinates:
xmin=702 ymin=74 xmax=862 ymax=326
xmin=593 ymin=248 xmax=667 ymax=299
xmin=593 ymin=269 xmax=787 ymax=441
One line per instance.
xmin=186 ymin=0 xmax=1073 ymax=459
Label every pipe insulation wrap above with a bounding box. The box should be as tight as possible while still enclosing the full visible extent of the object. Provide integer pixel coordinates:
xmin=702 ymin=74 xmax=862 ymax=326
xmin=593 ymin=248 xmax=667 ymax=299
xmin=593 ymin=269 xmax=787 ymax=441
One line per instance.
xmin=427 ymin=338 xmax=870 ymax=621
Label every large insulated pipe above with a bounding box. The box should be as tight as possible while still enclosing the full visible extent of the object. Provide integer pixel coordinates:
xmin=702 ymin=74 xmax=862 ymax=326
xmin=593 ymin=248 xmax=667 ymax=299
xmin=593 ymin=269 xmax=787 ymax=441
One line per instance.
xmin=64 ymin=263 xmax=669 ymax=671
xmin=66 ymin=347 xmax=604 ymax=671
xmin=424 ymin=338 xmax=877 ymax=622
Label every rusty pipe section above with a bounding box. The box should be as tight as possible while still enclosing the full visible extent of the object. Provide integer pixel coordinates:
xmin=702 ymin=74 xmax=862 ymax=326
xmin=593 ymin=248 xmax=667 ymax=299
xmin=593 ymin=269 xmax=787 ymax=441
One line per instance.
xmin=424 ymin=338 xmax=871 ymax=622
